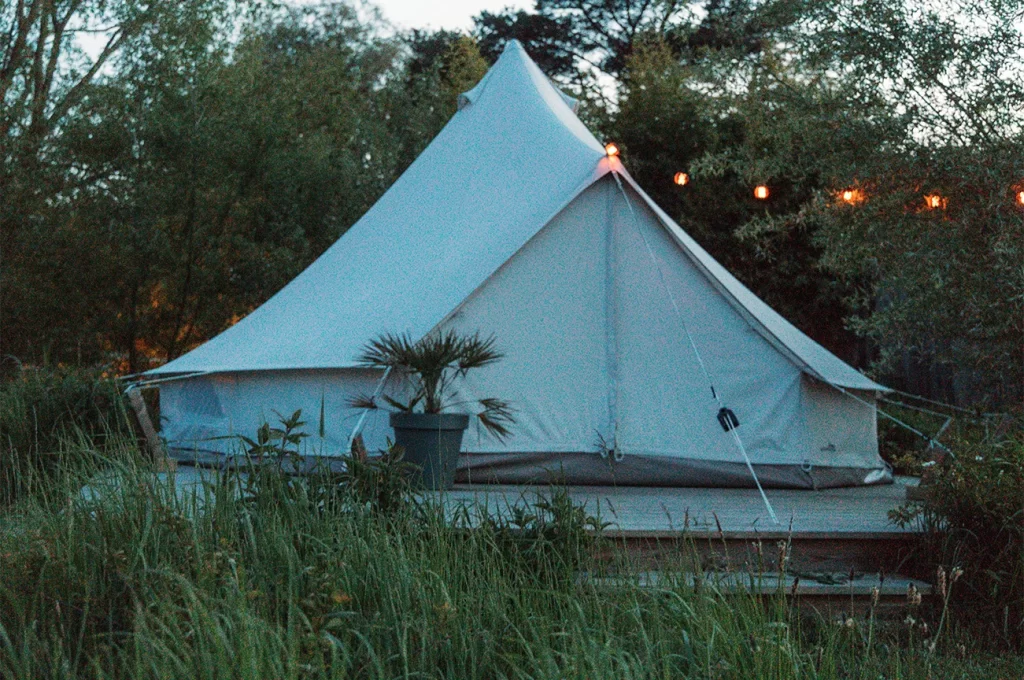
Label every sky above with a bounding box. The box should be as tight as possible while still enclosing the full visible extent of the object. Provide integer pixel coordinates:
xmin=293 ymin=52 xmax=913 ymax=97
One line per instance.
xmin=372 ymin=0 xmax=532 ymax=31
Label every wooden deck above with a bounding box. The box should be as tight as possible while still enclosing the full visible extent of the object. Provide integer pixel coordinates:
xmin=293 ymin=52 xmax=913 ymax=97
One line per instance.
xmin=86 ymin=466 xmax=921 ymax=542
xmin=432 ymin=477 xmax=926 ymax=580
xmin=433 ymin=476 xmax=921 ymax=539
xmin=82 ymin=468 xmax=929 ymax=598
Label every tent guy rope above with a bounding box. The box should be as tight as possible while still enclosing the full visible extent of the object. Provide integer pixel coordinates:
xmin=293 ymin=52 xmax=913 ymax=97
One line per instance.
xmin=346 ymin=366 xmax=394 ymax=451
xmin=834 ymin=384 xmax=956 ymax=459
xmin=610 ymin=168 xmax=780 ymax=525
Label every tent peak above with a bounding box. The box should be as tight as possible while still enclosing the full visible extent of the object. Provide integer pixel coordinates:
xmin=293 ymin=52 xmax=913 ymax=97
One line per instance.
xmin=503 ymin=39 xmax=526 ymax=54
xmin=459 ymin=39 xmax=583 ymax=115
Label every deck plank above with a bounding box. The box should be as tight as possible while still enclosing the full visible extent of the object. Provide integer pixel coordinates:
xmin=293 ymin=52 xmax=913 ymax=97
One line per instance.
xmin=431 ymin=477 xmax=920 ymax=537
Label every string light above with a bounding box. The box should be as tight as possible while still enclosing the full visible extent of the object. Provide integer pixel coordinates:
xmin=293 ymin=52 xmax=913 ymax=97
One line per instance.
xmin=673 ymin=172 xmax=689 ymax=186
xmin=840 ymin=188 xmax=865 ymax=205
xmin=924 ymin=194 xmax=947 ymax=210
xmin=754 ymin=185 xmax=770 ymax=200
xmin=1016 ymin=190 xmax=1024 ymax=206
xmin=604 ymin=142 xmax=619 ymax=157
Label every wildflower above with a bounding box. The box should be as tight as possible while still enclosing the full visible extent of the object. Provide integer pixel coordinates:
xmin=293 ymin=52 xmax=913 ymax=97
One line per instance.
xmin=951 ymin=567 xmax=963 ymax=582
xmin=331 ymin=591 xmax=352 ymax=605
xmin=776 ymin=541 xmax=788 ymax=571
xmin=844 ymin=617 xmax=855 ymax=629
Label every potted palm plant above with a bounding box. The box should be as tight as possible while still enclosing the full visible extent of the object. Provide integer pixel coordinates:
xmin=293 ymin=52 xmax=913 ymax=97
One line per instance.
xmin=351 ymin=330 xmax=514 ymax=490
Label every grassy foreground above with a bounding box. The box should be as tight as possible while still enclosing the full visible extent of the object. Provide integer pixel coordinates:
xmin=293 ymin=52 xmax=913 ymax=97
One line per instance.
xmin=0 ymin=439 xmax=1020 ymax=679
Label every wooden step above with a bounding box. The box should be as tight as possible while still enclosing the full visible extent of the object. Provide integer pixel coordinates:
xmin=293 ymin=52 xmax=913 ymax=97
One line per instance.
xmin=581 ymin=569 xmax=933 ymax=616
xmin=598 ymin=532 xmax=922 ymax=574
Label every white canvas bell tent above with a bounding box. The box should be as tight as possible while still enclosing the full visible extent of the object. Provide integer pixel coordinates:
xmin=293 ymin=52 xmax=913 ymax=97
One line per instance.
xmin=143 ymin=40 xmax=892 ymax=489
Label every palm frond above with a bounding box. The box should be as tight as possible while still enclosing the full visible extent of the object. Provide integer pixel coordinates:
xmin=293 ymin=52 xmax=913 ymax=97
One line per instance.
xmin=382 ymin=394 xmax=415 ymax=412
xmin=353 ymin=329 xmax=514 ymax=429
xmin=476 ymin=397 xmax=515 ymax=441
xmin=348 ymin=394 xmax=378 ymax=410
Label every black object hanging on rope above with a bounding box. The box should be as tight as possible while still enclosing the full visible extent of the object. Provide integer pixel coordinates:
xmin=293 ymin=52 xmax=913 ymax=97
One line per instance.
xmin=717 ymin=407 xmax=740 ymax=432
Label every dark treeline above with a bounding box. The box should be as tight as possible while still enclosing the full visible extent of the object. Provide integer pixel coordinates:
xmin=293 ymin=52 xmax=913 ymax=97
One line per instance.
xmin=2 ymin=0 xmax=1022 ymax=407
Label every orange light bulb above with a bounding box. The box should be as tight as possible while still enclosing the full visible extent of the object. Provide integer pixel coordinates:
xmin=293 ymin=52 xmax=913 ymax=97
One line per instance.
xmin=604 ymin=142 xmax=619 ymax=157
xmin=674 ymin=172 xmax=689 ymax=186
xmin=754 ymin=185 xmax=769 ymax=200
xmin=840 ymin=188 xmax=865 ymax=205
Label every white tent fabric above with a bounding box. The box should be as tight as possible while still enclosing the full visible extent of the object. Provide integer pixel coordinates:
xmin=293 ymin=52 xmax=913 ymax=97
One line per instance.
xmin=149 ymin=40 xmax=891 ymax=489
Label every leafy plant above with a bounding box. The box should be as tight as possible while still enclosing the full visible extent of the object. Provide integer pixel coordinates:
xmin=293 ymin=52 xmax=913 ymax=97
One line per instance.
xmin=897 ymin=419 xmax=1024 ymax=648
xmin=351 ymin=330 xmax=515 ymax=439
xmin=471 ymin=488 xmax=610 ymax=583
xmin=335 ymin=440 xmax=416 ymax=516
xmin=233 ymin=409 xmax=309 ymax=466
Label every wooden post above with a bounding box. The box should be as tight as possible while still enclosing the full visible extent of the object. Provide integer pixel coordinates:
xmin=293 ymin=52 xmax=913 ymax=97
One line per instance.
xmin=127 ymin=387 xmax=175 ymax=471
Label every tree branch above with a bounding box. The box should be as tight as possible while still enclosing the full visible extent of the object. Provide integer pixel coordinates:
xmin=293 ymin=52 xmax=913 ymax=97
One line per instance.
xmin=45 ymin=14 xmax=137 ymax=131
xmin=0 ymin=0 xmax=42 ymax=105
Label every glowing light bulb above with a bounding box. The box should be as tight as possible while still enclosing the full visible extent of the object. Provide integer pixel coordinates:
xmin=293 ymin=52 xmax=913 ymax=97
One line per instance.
xmin=924 ymin=194 xmax=946 ymax=210
xmin=1017 ymin=190 xmax=1024 ymax=205
xmin=674 ymin=172 xmax=689 ymax=186
xmin=754 ymin=185 xmax=769 ymax=200
xmin=840 ymin=188 xmax=865 ymax=205
xmin=604 ymin=142 xmax=619 ymax=157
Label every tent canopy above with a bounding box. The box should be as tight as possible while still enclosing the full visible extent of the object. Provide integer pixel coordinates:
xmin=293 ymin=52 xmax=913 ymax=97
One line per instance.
xmin=147 ymin=40 xmax=883 ymax=395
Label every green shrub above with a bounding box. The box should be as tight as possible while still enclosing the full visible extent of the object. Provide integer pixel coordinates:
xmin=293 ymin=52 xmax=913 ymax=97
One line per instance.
xmin=909 ymin=419 xmax=1024 ymax=648
xmin=0 ymin=366 xmax=134 ymax=504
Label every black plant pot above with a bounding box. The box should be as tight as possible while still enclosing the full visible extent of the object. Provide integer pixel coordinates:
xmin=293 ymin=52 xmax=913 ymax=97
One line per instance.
xmin=389 ymin=412 xmax=469 ymax=490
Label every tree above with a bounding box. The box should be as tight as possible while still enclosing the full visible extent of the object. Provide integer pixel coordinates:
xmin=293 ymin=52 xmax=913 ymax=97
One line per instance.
xmin=473 ymin=0 xmax=697 ymax=107
xmin=91 ymin=4 xmax=414 ymax=369
xmin=693 ymin=0 xmax=1024 ymax=405
xmin=1 ymin=0 xmax=235 ymax=368
xmin=475 ymin=9 xmax=576 ymax=77
xmin=474 ymin=0 xmax=801 ymax=81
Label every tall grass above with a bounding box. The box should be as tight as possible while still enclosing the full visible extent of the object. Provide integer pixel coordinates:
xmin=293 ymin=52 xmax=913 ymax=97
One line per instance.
xmin=0 ymin=375 xmax=1020 ymax=677
xmin=0 ymin=442 xmax=1020 ymax=679
xmin=0 ymin=367 xmax=134 ymax=505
